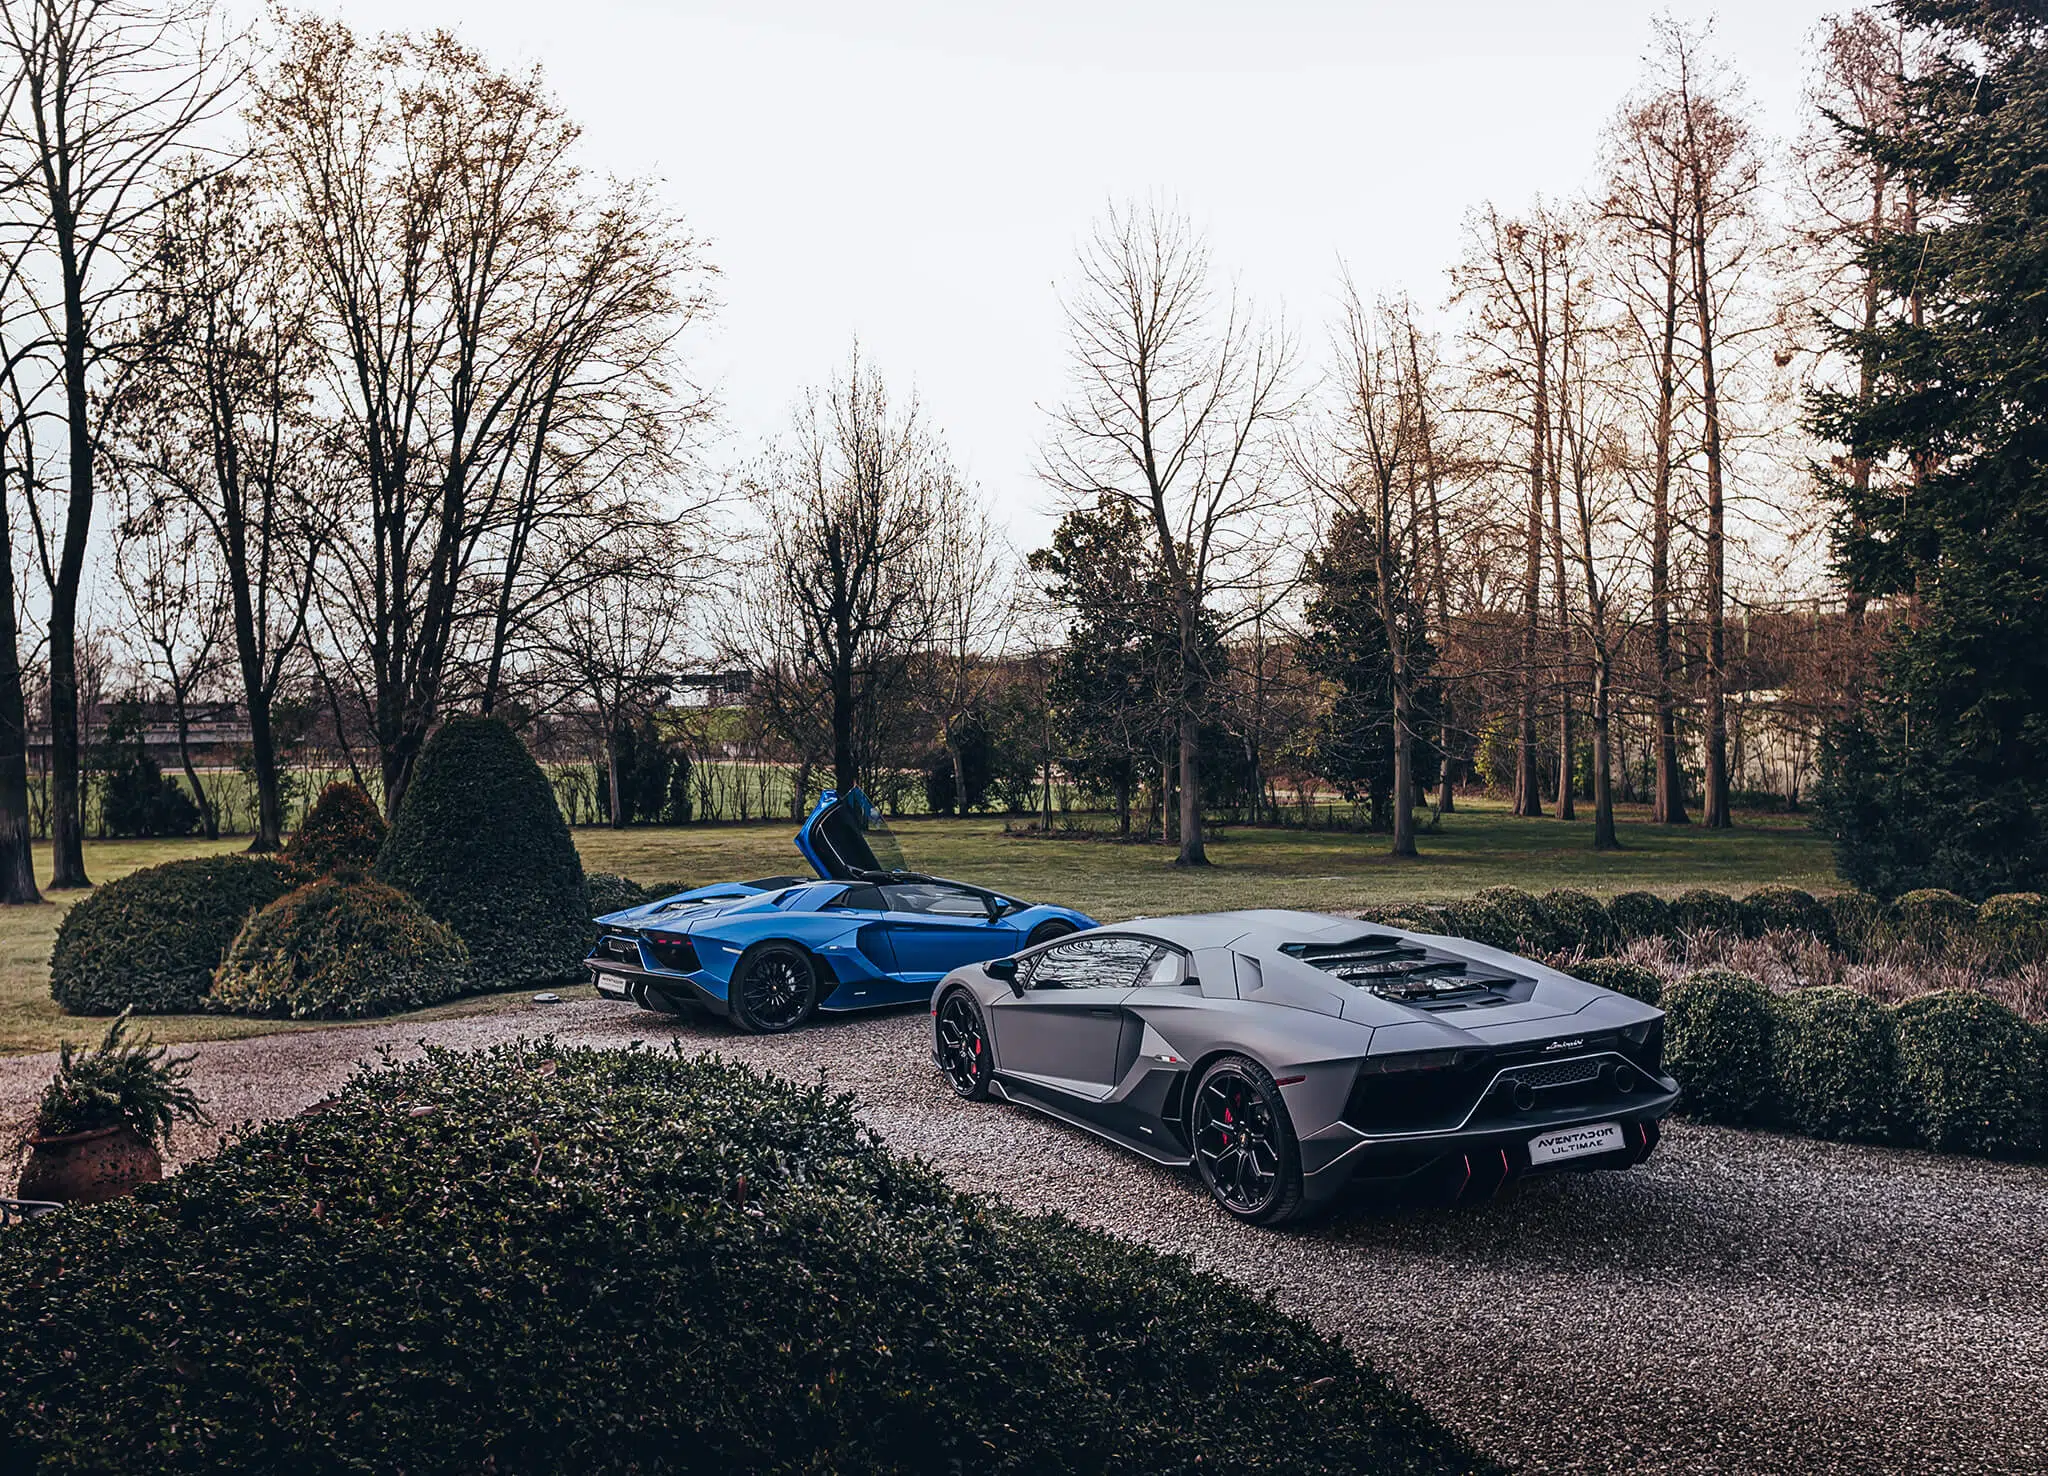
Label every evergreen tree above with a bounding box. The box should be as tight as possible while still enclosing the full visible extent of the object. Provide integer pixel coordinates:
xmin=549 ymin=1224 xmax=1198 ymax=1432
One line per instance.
xmin=1300 ymin=510 xmax=1440 ymax=831
xmin=1813 ymin=0 xmax=2048 ymax=898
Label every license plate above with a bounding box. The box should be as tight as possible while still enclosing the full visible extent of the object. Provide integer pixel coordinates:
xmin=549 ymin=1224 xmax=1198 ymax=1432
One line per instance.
xmin=1528 ymin=1121 xmax=1623 ymax=1164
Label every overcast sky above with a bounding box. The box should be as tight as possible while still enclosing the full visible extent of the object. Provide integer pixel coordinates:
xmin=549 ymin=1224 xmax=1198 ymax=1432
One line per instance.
xmin=308 ymin=0 xmax=1849 ymax=553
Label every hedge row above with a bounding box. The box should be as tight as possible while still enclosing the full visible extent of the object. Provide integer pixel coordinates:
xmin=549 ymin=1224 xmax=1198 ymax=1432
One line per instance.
xmin=1664 ymin=972 xmax=2048 ymax=1159
xmin=0 ymin=1044 xmax=1489 ymax=1475
xmin=1369 ymin=885 xmax=2048 ymax=968
xmin=51 ymin=719 xmax=594 ymax=1022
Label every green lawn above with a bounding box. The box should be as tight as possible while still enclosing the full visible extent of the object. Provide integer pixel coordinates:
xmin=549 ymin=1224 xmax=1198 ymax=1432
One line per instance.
xmin=0 ymin=799 xmax=1836 ymax=1057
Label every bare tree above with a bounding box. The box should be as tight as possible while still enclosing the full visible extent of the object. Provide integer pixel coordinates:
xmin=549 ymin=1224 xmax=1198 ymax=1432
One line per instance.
xmin=1042 ymin=202 xmax=1296 ymax=866
xmin=0 ymin=349 xmax=40 ymax=901
xmin=1300 ymin=285 xmax=1429 ymax=856
xmin=0 ymin=0 xmax=239 ymax=884
xmin=917 ymin=476 xmax=1015 ymax=813
xmin=742 ymin=348 xmax=939 ymax=798
xmin=108 ymin=161 xmax=326 ymax=850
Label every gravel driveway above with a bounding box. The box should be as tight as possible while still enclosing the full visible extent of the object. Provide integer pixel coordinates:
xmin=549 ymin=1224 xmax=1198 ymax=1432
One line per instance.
xmin=5 ymin=998 xmax=2043 ymax=1475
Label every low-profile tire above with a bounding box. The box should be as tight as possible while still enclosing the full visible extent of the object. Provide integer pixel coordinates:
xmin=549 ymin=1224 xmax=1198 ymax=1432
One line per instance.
xmin=934 ymin=988 xmax=995 ymax=1101
xmin=728 ymin=943 xmax=820 ymax=1034
xmin=1189 ymin=1054 xmax=1306 ymax=1228
xmin=1025 ymin=919 xmax=1078 ymax=948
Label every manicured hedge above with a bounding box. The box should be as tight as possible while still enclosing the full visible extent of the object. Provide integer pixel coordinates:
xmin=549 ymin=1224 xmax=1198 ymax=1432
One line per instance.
xmin=1890 ymin=992 xmax=2045 ymax=1159
xmin=1771 ymin=987 xmax=1894 ymax=1143
xmin=1822 ymin=890 xmax=1890 ymax=958
xmin=1977 ymin=892 xmax=2048 ymax=968
xmin=376 ymin=716 xmax=590 ymax=990
xmin=1744 ymin=886 xmax=1836 ymax=946
xmin=1541 ymin=888 xmax=1613 ymax=955
xmin=1670 ymin=888 xmax=1747 ymax=938
xmin=1434 ymin=898 xmax=1516 ymax=952
xmin=1567 ymin=958 xmax=1662 ymax=1006
xmin=285 ymin=781 xmax=386 ymax=877
xmin=1474 ymin=886 xmax=1563 ymax=953
xmin=0 ymin=1044 xmax=1489 ymax=1475
xmin=1606 ymin=890 xmax=1671 ymax=942
xmin=49 ymin=856 xmax=302 ymax=1014
xmin=209 ymin=877 xmax=472 ymax=1020
xmin=1892 ymin=889 xmax=1978 ymax=958
xmin=586 ymin=872 xmax=652 ymax=919
xmin=1662 ymin=969 xmax=1778 ymax=1125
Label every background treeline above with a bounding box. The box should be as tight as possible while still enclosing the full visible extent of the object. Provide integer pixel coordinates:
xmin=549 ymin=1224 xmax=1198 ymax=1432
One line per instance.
xmin=0 ymin=0 xmax=2038 ymax=906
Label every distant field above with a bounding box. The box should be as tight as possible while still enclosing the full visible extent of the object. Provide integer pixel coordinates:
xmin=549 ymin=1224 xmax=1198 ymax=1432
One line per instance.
xmin=0 ymin=799 xmax=1835 ymax=1056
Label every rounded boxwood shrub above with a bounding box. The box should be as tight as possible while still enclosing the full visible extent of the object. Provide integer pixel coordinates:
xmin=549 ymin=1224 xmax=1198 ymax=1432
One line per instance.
xmin=1891 ymin=992 xmax=2045 ymax=1158
xmin=285 ymin=780 xmax=386 ymax=877
xmin=375 ymin=716 xmax=590 ymax=990
xmin=1892 ymin=889 xmax=1979 ymax=958
xmin=1821 ymin=890 xmax=1890 ymax=959
xmin=1743 ymin=885 xmax=1836 ymax=946
xmin=1669 ymin=888 xmax=1745 ymax=937
xmin=1976 ymin=892 xmax=2048 ymax=969
xmin=1606 ymin=890 xmax=1672 ymax=942
xmin=1568 ymin=958 xmax=1662 ymax=1006
xmin=49 ymin=855 xmax=301 ymax=1014
xmin=586 ymin=872 xmax=651 ymax=921
xmin=209 ymin=877 xmax=472 ymax=1020
xmin=1662 ymin=968 xmax=1778 ymax=1125
xmin=1474 ymin=886 xmax=1563 ymax=953
xmin=1771 ymin=987 xmax=1894 ymax=1143
xmin=1385 ymin=902 xmax=1453 ymax=934
xmin=0 ymin=1044 xmax=1484 ymax=1474
xmin=1541 ymin=888 xmax=1613 ymax=955
xmin=1435 ymin=897 xmax=1517 ymax=951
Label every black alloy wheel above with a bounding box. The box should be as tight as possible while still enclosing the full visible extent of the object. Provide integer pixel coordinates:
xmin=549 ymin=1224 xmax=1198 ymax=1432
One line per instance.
xmin=1191 ymin=1055 xmax=1305 ymax=1227
xmin=1025 ymin=919 xmax=1078 ymax=948
xmin=935 ymin=990 xmax=995 ymax=1100
xmin=730 ymin=944 xmax=819 ymax=1034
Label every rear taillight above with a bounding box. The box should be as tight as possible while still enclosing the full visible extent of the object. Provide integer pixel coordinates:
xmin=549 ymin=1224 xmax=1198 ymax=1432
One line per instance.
xmin=644 ymin=932 xmax=699 ymax=972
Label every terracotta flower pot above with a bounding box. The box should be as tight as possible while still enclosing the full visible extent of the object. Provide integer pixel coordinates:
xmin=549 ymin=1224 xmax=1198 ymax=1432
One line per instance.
xmin=15 ymin=1124 xmax=162 ymax=1206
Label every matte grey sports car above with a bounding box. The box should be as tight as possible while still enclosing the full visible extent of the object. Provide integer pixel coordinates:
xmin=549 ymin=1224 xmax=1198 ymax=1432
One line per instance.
xmin=930 ymin=909 xmax=1678 ymax=1226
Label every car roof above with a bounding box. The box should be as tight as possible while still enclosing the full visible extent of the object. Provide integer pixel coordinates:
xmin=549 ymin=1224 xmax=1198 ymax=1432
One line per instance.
xmin=1101 ymin=909 xmax=1363 ymax=951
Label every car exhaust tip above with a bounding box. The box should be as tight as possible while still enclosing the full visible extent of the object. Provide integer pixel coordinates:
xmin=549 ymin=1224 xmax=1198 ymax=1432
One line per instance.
xmin=1610 ymin=1063 xmax=1638 ymax=1095
xmin=1511 ymin=1081 xmax=1536 ymax=1112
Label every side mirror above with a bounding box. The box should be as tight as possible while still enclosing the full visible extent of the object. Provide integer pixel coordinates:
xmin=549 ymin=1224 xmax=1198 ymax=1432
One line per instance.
xmin=986 ymin=956 xmax=1024 ymax=994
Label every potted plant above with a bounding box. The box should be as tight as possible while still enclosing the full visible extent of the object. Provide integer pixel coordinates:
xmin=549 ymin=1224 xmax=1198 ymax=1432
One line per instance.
xmin=15 ymin=1012 xmax=205 ymax=1206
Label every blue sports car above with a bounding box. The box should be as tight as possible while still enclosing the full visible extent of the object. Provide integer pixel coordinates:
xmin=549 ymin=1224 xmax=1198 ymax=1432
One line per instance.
xmin=586 ymin=789 xmax=1098 ymax=1032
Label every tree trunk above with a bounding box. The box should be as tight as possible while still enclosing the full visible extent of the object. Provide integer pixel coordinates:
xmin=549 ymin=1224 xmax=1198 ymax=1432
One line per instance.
xmin=1514 ymin=367 xmax=1546 ymax=818
xmin=1693 ymin=210 xmax=1730 ymax=830
xmin=171 ymin=687 xmax=217 ymax=842
xmin=1550 ymin=437 xmax=1574 ymax=820
xmin=606 ymin=724 xmax=626 ymax=828
xmin=1116 ymin=774 xmax=1130 ymax=837
xmin=0 ymin=450 xmax=41 ymax=904
xmin=1650 ymin=185 xmax=1689 ymax=827
xmin=1590 ymin=655 xmax=1618 ymax=851
xmin=1390 ymin=697 xmax=1417 ymax=858
xmin=244 ymin=693 xmax=284 ymax=853
xmin=944 ymin=720 xmax=967 ymax=818
xmin=1175 ymin=711 xmax=1206 ymax=866
xmin=831 ymin=658 xmax=857 ymax=797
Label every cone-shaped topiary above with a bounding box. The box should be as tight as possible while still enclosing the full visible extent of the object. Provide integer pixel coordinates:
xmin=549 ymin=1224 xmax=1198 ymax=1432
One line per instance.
xmin=1744 ymin=886 xmax=1836 ymax=947
xmin=1567 ymin=958 xmax=1662 ymax=1006
xmin=210 ymin=876 xmax=472 ymax=1020
xmin=1541 ymin=889 xmax=1614 ymax=955
xmin=1662 ymin=969 xmax=1778 ymax=1125
xmin=375 ymin=716 xmax=590 ymax=990
xmin=1976 ymin=893 xmax=2048 ymax=969
xmin=286 ymin=781 xmax=387 ymax=878
xmin=1891 ymin=992 xmax=2044 ymax=1158
xmin=1771 ymin=987 xmax=1893 ymax=1143
xmin=1606 ymin=890 xmax=1672 ymax=942
xmin=50 ymin=856 xmax=302 ymax=1014
xmin=1670 ymin=889 xmax=1745 ymax=937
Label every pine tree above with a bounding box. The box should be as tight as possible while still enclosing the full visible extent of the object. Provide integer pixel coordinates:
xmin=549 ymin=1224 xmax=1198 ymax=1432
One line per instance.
xmin=1813 ymin=0 xmax=2048 ymax=897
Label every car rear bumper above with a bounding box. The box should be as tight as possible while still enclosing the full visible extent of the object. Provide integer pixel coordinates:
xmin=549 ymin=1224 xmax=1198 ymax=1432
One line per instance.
xmin=586 ymin=955 xmax=728 ymax=1017
xmin=1301 ymin=1097 xmax=1675 ymax=1209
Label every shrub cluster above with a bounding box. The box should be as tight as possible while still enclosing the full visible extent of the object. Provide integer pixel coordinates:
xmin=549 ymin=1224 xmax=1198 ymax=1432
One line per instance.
xmin=585 ymin=872 xmax=652 ymax=919
xmin=49 ymin=856 xmax=301 ymax=1014
xmin=209 ymin=878 xmax=472 ymax=1020
xmin=376 ymin=716 xmax=591 ymax=990
xmin=0 ymin=1044 xmax=1487 ymax=1475
xmin=1661 ymin=972 xmax=2045 ymax=1160
xmin=286 ymin=781 xmax=386 ymax=877
xmin=1568 ymin=958 xmax=1663 ymax=1006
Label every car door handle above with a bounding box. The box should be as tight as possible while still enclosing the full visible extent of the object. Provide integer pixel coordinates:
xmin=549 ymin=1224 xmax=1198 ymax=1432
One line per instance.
xmin=1088 ymin=1008 xmax=1118 ymax=1018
